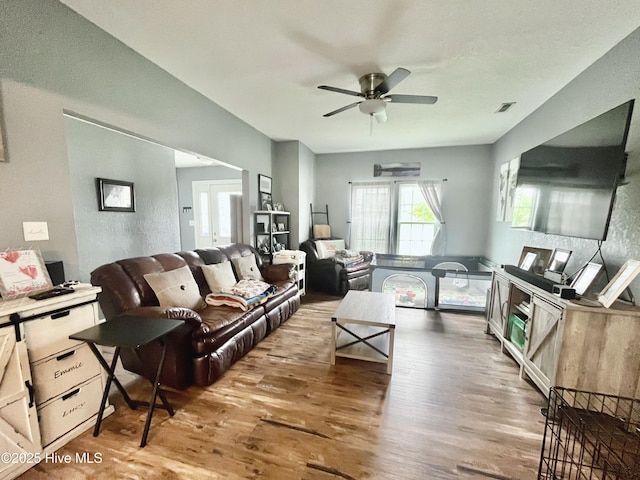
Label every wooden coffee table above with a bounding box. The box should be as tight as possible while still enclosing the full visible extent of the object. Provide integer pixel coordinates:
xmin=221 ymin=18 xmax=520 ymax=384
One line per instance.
xmin=330 ymin=290 xmax=396 ymax=374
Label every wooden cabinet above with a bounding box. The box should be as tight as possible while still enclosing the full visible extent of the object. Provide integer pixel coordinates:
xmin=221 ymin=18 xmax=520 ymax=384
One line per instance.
xmin=254 ymin=210 xmax=290 ymax=263
xmin=487 ymin=272 xmax=510 ymax=337
xmin=487 ymin=269 xmax=640 ymax=398
xmin=0 ymin=287 xmax=112 ymax=479
xmin=0 ymin=325 xmax=41 ymax=480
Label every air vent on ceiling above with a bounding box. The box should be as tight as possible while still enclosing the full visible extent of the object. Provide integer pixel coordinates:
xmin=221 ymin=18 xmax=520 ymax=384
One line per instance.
xmin=496 ymin=102 xmax=516 ymax=113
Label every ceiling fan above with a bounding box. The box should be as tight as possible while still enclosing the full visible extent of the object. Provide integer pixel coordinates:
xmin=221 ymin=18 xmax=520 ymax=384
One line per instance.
xmin=318 ymin=67 xmax=437 ymax=124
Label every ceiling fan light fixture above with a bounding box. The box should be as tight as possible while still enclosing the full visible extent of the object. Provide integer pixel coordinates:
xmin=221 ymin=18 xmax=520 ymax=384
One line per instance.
xmin=359 ymin=99 xmax=386 ymax=116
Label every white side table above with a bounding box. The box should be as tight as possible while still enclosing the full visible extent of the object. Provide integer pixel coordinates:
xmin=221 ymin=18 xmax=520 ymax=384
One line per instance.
xmin=273 ymin=250 xmax=306 ymax=295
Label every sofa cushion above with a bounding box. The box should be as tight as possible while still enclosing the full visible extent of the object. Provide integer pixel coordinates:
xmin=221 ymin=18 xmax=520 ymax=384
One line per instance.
xmin=315 ymin=239 xmax=346 ymax=259
xmin=144 ymin=265 xmax=205 ymax=310
xmin=202 ymin=261 xmax=237 ymax=293
xmin=232 ymin=255 xmax=264 ymax=281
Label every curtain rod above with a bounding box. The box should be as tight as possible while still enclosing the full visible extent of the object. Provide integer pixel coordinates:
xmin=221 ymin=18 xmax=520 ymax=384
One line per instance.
xmin=349 ymin=179 xmax=447 ymax=184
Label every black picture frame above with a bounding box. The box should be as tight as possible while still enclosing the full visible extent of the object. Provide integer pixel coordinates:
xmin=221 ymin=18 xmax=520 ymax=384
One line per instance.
xmin=258 ymin=174 xmax=272 ymax=194
xmin=547 ymin=248 xmax=572 ymax=273
xmin=260 ymin=192 xmax=272 ymax=210
xmin=97 ymin=178 xmax=135 ymax=212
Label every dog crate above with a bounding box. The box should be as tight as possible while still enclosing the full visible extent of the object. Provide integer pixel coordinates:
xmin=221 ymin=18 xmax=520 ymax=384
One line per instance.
xmin=538 ymin=387 xmax=640 ymax=479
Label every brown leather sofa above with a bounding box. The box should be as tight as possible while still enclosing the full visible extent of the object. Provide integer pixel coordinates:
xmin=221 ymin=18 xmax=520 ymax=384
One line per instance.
xmin=90 ymin=243 xmax=300 ymax=389
xmin=299 ymin=239 xmax=373 ymax=296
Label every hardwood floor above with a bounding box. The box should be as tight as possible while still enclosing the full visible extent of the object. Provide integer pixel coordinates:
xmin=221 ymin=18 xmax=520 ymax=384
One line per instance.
xmin=20 ymin=294 xmax=547 ymax=479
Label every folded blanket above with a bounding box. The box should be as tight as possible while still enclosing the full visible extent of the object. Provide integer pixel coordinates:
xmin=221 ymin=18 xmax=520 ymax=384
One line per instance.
xmin=205 ymin=279 xmax=277 ymax=311
xmin=333 ymin=250 xmax=364 ymax=266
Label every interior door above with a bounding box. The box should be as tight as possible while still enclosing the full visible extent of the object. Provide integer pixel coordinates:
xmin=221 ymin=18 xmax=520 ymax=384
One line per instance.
xmin=193 ymin=180 xmax=242 ymax=248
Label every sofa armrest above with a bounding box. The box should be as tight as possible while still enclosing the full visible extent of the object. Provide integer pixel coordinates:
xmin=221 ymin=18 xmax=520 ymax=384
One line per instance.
xmin=360 ymin=250 xmax=375 ymax=262
xmin=261 ymin=263 xmax=295 ymax=283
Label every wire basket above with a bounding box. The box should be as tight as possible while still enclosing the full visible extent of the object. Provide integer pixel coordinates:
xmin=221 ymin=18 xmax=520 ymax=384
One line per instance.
xmin=538 ymin=387 xmax=640 ymax=479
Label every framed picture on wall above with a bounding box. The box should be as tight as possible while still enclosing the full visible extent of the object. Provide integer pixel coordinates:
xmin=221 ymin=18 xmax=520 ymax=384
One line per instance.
xmin=258 ymin=174 xmax=272 ymax=194
xmin=97 ymin=178 xmax=135 ymax=212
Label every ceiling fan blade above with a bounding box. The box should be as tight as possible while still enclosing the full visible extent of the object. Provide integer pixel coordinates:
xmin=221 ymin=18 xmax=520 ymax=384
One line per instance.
xmin=375 ymin=67 xmax=410 ymax=94
xmin=385 ymin=94 xmax=438 ymax=104
xmin=323 ymin=101 xmax=362 ymax=117
xmin=318 ymin=85 xmax=364 ymax=98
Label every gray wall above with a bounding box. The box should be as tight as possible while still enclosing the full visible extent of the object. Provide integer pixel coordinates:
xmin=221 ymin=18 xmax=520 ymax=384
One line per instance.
xmin=488 ymin=26 xmax=640 ymax=295
xmin=273 ymin=140 xmax=316 ymax=248
xmin=0 ymin=0 xmax=272 ymax=279
xmin=176 ymin=166 xmax=243 ymax=251
xmin=315 ymin=145 xmax=493 ymax=255
xmin=65 ymin=116 xmax=180 ymax=282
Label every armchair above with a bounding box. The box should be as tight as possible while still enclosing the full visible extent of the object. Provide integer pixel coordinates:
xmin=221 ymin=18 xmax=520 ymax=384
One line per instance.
xmin=299 ymin=238 xmax=373 ymax=296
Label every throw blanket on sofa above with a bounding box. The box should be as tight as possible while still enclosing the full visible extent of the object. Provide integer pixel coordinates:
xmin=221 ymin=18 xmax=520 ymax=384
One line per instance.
xmin=333 ymin=249 xmax=364 ymax=267
xmin=205 ymin=279 xmax=277 ymax=311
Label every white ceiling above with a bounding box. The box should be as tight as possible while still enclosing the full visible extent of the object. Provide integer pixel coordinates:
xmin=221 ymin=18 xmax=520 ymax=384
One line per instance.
xmin=60 ymin=0 xmax=640 ymax=155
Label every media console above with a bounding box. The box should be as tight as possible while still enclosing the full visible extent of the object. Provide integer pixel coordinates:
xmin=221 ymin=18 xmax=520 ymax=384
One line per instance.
xmin=487 ymin=268 xmax=640 ymax=398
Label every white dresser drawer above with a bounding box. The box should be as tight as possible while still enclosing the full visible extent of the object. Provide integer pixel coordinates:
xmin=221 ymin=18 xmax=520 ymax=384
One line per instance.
xmin=23 ymin=302 xmax=98 ymax=363
xmin=38 ymin=375 xmax=104 ymax=446
xmin=31 ymin=344 xmax=101 ymax=405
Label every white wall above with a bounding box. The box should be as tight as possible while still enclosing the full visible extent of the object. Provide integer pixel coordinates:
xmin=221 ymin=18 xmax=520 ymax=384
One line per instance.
xmin=488 ymin=26 xmax=640 ymax=295
xmin=315 ymin=145 xmax=493 ymax=255
xmin=0 ymin=0 xmax=272 ymax=279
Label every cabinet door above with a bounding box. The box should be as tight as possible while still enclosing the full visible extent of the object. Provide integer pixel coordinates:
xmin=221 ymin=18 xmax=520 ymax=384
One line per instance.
xmin=0 ymin=326 xmax=42 ymax=479
xmin=523 ymin=297 xmax=563 ymax=394
xmin=487 ymin=274 xmax=509 ymax=338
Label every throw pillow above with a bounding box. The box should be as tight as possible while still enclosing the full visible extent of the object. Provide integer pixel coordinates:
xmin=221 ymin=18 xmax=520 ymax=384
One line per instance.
xmin=315 ymin=239 xmax=346 ymax=259
xmin=144 ymin=265 xmax=205 ymax=310
xmin=202 ymin=261 xmax=237 ymax=293
xmin=232 ymin=255 xmax=264 ymax=281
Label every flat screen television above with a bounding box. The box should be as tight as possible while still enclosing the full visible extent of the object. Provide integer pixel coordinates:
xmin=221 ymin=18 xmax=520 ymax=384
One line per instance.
xmin=513 ymin=99 xmax=634 ymax=240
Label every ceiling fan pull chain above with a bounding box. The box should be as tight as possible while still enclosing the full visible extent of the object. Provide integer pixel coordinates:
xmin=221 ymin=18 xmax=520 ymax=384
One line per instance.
xmin=369 ymin=114 xmax=373 ymax=136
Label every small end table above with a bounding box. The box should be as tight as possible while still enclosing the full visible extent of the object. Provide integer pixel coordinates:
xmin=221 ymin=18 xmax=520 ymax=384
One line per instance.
xmin=69 ymin=316 xmax=185 ymax=447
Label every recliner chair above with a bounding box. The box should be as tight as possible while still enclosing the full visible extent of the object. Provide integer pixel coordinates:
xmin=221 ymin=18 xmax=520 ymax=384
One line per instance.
xmin=299 ymin=238 xmax=373 ymax=296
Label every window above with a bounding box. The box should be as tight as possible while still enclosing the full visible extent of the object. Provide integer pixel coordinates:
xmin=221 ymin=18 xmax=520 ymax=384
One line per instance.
xmin=396 ymin=183 xmax=437 ymax=255
xmin=511 ymin=186 xmax=538 ymax=229
xmin=350 ymin=181 xmax=441 ymax=255
xmin=350 ymin=182 xmax=391 ymax=252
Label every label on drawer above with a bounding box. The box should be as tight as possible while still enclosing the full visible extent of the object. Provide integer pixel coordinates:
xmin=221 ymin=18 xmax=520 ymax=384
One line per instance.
xmin=38 ymin=376 xmax=104 ymax=447
xmin=23 ymin=303 xmax=98 ymax=363
xmin=32 ymin=344 xmax=101 ymax=405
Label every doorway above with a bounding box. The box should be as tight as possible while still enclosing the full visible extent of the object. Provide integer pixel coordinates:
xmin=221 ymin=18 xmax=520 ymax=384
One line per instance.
xmin=193 ymin=180 xmax=242 ymax=248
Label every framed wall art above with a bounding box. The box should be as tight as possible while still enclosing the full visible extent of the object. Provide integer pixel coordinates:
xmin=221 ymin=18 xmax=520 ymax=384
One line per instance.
xmin=0 ymin=248 xmax=52 ymax=299
xmin=598 ymin=259 xmax=640 ymax=308
xmin=258 ymin=174 xmax=272 ymax=194
xmin=97 ymin=178 xmax=135 ymax=212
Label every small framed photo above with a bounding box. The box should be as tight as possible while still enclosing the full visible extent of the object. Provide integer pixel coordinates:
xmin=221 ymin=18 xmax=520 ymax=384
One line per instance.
xmin=271 ymin=223 xmax=278 ymax=232
xmin=547 ymin=248 xmax=572 ymax=273
xmin=274 ymin=203 xmax=285 ymax=211
xmin=519 ymin=252 xmax=537 ymax=271
xmin=260 ymin=192 xmax=272 ymax=210
xmin=97 ymin=178 xmax=135 ymax=212
xmin=518 ymin=246 xmax=553 ymax=274
xmin=277 ymin=223 xmax=285 ymax=232
xmin=570 ymin=262 xmax=602 ymax=296
xmin=258 ymin=174 xmax=272 ymax=194
xmin=0 ymin=248 xmax=52 ymax=298
xmin=598 ymin=259 xmax=640 ymax=308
